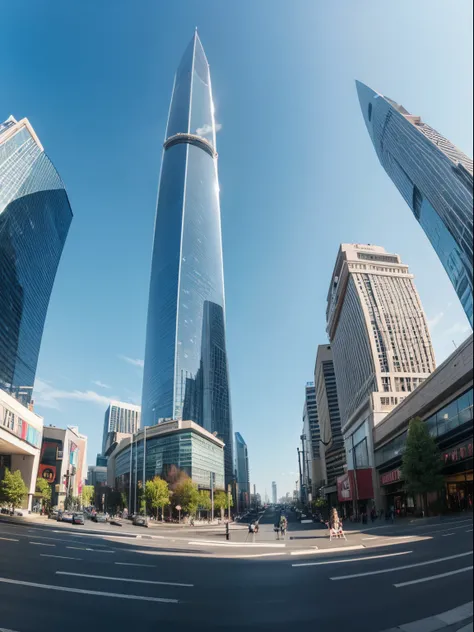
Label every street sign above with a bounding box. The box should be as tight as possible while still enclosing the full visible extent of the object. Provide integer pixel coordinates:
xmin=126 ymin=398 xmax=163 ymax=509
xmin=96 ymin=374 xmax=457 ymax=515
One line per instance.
xmin=175 ymin=505 xmax=181 ymax=511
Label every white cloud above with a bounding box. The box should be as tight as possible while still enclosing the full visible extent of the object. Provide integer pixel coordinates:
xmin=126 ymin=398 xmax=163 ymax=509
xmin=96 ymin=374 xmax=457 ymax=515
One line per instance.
xmin=444 ymin=322 xmax=471 ymax=337
xmin=33 ymin=378 xmax=112 ymax=410
xmin=92 ymin=380 xmax=111 ymax=389
xmin=428 ymin=312 xmax=444 ymax=330
xmin=196 ymin=122 xmax=222 ymax=136
xmin=118 ymin=355 xmax=144 ymax=369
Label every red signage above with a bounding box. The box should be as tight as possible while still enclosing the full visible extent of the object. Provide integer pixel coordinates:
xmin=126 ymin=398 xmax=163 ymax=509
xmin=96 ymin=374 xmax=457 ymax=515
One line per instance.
xmin=337 ymin=472 xmax=352 ymax=502
xmin=380 ymin=468 xmax=402 ymax=486
xmin=443 ymin=442 xmax=473 ymax=466
xmin=39 ymin=464 xmax=56 ymax=483
xmin=337 ymin=469 xmax=375 ymax=502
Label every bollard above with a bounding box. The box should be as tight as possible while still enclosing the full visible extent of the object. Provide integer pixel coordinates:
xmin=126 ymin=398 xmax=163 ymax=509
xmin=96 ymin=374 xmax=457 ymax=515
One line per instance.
xmin=226 ymin=521 xmax=230 ymax=541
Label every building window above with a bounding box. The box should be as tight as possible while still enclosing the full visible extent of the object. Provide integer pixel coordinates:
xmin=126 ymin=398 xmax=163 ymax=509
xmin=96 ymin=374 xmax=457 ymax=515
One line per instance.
xmin=368 ymin=102 xmax=373 ymax=122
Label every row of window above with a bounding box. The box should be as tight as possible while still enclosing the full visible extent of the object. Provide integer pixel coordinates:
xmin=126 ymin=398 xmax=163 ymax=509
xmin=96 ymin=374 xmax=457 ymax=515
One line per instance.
xmin=0 ymin=402 xmax=42 ymax=448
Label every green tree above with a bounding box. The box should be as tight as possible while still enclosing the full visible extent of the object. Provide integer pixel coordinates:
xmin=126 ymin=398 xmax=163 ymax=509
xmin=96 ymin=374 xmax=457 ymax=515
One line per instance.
xmin=213 ymin=491 xmax=233 ymax=518
xmin=145 ymin=477 xmax=170 ymax=520
xmin=81 ymin=485 xmax=95 ymax=508
xmin=35 ymin=477 xmax=52 ymax=510
xmin=401 ymin=417 xmax=445 ymax=515
xmin=0 ymin=469 xmax=28 ymax=512
xmin=173 ymin=478 xmax=200 ymax=516
xmin=197 ymin=490 xmax=211 ymax=518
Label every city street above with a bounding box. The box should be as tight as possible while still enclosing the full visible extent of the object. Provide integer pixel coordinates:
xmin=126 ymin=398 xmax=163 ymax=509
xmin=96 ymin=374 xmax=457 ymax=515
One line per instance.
xmin=0 ymin=510 xmax=472 ymax=631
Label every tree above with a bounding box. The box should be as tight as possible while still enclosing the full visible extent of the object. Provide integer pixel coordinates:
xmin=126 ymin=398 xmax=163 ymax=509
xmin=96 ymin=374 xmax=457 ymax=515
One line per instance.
xmin=0 ymin=469 xmax=28 ymax=512
xmin=197 ymin=490 xmax=211 ymax=518
xmin=173 ymin=478 xmax=200 ymax=516
xmin=145 ymin=477 xmax=170 ymax=519
xmin=213 ymin=491 xmax=232 ymax=518
xmin=165 ymin=465 xmax=189 ymax=491
xmin=401 ymin=417 xmax=445 ymax=515
xmin=81 ymin=485 xmax=94 ymax=508
xmin=35 ymin=477 xmax=52 ymax=510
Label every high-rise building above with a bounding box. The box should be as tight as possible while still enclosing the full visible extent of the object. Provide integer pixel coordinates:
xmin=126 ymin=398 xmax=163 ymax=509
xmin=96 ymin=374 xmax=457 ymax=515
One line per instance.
xmin=102 ymin=401 xmax=141 ymax=455
xmin=235 ymin=432 xmax=250 ymax=510
xmin=327 ymin=243 xmax=436 ymax=510
xmin=301 ymin=382 xmax=321 ymax=499
xmin=314 ymin=344 xmax=346 ymax=503
xmin=356 ymin=82 xmax=473 ymax=327
xmin=272 ymin=481 xmax=277 ymax=505
xmin=0 ymin=116 xmax=73 ymax=405
xmin=141 ymin=32 xmax=234 ymax=486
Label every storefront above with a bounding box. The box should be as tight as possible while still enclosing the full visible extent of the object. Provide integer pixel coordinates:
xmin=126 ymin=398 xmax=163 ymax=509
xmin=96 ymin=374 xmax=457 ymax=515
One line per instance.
xmin=336 ymin=468 xmax=374 ymax=518
xmin=441 ymin=439 xmax=473 ymax=512
xmin=379 ymin=468 xmax=415 ymax=516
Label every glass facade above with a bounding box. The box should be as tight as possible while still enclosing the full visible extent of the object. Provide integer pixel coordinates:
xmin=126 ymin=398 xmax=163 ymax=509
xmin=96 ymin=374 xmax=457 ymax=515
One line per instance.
xmin=356 ymin=82 xmax=473 ymax=327
xmin=235 ymin=431 xmax=249 ymax=496
xmin=142 ymin=33 xmax=233 ymax=485
xmin=114 ymin=428 xmax=225 ymax=494
xmin=0 ymin=117 xmax=72 ymax=404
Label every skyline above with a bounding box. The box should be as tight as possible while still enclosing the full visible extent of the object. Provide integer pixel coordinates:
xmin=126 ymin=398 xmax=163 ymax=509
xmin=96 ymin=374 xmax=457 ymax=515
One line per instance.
xmin=1 ymin=1 xmax=472 ymax=498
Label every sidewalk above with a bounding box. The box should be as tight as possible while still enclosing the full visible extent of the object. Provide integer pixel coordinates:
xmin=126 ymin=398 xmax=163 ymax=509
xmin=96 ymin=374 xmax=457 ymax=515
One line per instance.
xmin=381 ymin=602 xmax=473 ymax=632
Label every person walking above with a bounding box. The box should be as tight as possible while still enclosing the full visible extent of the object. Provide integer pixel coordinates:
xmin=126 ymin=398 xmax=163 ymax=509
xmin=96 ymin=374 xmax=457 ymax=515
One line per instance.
xmin=279 ymin=515 xmax=288 ymax=538
xmin=274 ymin=515 xmax=281 ymax=540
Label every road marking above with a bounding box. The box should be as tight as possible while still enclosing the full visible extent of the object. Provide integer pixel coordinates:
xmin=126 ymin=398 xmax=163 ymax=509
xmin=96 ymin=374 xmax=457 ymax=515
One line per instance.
xmin=290 ymin=545 xmax=365 ymax=556
xmin=442 ymin=533 xmax=455 ymax=537
xmin=29 ymin=542 xmax=55 ymax=547
xmin=330 ymin=551 xmax=473 ymax=581
xmin=362 ymin=537 xmax=380 ymax=541
xmin=394 ymin=566 xmax=473 ymax=588
xmin=288 ymin=548 xmax=319 ymax=555
xmin=40 ymin=554 xmax=82 ymax=561
xmin=0 ymin=576 xmax=178 ymax=603
xmin=66 ymin=546 xmax=113 ymax=553
xmin=292 ymin=550 xmax=412 ymax=567
xmin=56 ymin=571 xmax=193 ymax=588
xmin=115 ymin=562 xmax=156 ymax=568
xmin=466 ymin=529 xmax=473 ymax=533
xmin=0 ymin=537 xmax=19 ymax=542
xmin=188 ymin=540 xmax=286 ymax=548
xmin=0 ymin=627 xmax=20 ymax=632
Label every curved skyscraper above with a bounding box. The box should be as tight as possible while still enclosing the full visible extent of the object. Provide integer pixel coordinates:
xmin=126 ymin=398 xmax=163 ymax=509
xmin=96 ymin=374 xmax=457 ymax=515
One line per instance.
xmin=142 ymin=32 xmax=233 ymax=485
xmin=0 ymin=116 xmax=72 ymax=405
xmin=356 ymin=82 xmax=473 ymax=327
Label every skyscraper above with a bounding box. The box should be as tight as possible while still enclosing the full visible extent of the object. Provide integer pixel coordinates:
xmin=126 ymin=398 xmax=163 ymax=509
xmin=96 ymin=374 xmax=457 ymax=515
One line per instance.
xmin=235 ymin=432 xmax=250 ymax=509
xmin=327 ymin=243 xmax=436 ymax=509
xmin=102 ymin=400 xmax=141 ymax=455
xmin=314 ymin=344 xmax=346 ymax=499
xmin=141 ymin=32 xmax=234 ymax=485
xmin=301 ymin=382 xmax=321 ymax=499
xmin=0 ymin=116 xmax=72 ymax=405
xmin=272 ymin=481 xmax=277 ymax=505
xmin=356 ymin=82 xmax=473 ymax=327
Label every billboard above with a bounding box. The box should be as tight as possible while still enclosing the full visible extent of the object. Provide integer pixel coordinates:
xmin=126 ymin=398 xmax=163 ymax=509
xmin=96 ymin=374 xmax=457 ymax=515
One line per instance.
xmin=39 ymin=464 xmax=56 ymax=483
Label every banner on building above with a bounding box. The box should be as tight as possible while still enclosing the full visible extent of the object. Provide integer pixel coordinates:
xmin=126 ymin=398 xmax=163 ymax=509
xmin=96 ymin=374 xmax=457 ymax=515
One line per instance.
xmin=39 ymin=464 xmax=56 ymax=483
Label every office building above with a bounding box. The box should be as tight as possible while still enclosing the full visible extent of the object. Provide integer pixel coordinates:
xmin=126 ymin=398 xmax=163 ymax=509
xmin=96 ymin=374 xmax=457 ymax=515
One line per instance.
xmin=107 ymin=419 xmax=225 ymax=512
xmin=374 ymin=335 xmax=472 ymax=515
xmin=87 ymin=465 xmax=108 ymax=488
xmin=272 ymin=481 xmax=277 ymax=505
xmin=0 ymin=116 xmax=73 ymax=405
xmin=356 ymin=82 xmax=473 ymax=326
xmin=314 ymin=344 xmax=346 ymax=506
xmin=39 ymin=425 xmax=87 ymax=509
xmin=141 ymin=32 xmax=234 ymax=486
xmin=0 ymin=388 xmax=43 ymax=511
xmin=235 ymin=432 xmax=250 ymax=510
xmin=327 ymin=243 xmax=435 ymax=512
xmin=301 ymin=382 xmax=321 ymax=499
xmin=102 ymin=401 xmax=141 ymax=455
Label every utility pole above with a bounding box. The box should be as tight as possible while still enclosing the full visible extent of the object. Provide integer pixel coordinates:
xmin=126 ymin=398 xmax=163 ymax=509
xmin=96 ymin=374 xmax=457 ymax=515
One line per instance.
xmin=297 ymin=447 xmax=303 ymax=504
xmin=142 ymin=426 xmax=147 ymax=515
xmin=210 ymin=472 xmax=215 ymax=522
xmin=128 ymin=434 xmax=133 ymax=515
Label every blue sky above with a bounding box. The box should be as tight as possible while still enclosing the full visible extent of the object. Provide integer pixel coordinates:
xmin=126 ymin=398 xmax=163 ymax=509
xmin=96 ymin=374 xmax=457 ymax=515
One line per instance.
xmin=1 ymin=1 xmax=472 ymax=498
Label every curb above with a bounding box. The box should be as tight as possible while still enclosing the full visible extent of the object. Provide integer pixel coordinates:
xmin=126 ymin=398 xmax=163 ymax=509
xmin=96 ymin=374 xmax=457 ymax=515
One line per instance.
xmin=381 ymin=602 xmax=473 ymax=632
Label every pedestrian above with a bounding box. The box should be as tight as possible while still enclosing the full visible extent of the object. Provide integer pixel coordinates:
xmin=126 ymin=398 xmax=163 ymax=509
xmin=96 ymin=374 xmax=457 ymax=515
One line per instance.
xmin=390 ymin=505 xmax=395 ymax=524
xmin=371 ymin=507 xmax=376 ymax=523
xmin=274 ymin=516 xmax=281 ymax=540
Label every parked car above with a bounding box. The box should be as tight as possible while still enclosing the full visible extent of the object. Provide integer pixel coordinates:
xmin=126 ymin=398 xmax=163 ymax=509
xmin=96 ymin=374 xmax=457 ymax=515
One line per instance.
xmin=49 ymin=509 xmax=59 ymax=520
xmin=58 ymin=511 xmax=74 ymax=523
xmin=132 ymin=514 xmax=149 ymax=527
xmin=72 ymin=512 xmax=84 ymax=525
xmin=92 ymin=512 xmax=107 ymax=523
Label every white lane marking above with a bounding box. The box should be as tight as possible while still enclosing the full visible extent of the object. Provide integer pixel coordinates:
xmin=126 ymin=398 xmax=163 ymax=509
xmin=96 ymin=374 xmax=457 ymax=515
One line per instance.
xmin=0 ymin=576 xmax=178 ymax=603
xmin=56 ymin=571 xmax=193 ymax=588
xmin=0 ymin=537 xmax=19 ymax=542
xmin=395 ymin=566 xmax=473 ymax=588
xmin=188 ymin=540 xmax=286 ymax=548
xmin=349 ymin=517 xmax=474 ymax=534
xmin=442 ymin=533 xmax=455 ymax=537
xmin=362 ymin=537 xmax=380 ymax=541
xmin=0 ymin=627 xmax=20 ymax=631
xmin=292 ymin=550 xmax=412 ymax=568
xmin=29 ymin=542 xmax=55 ymax=547
xmin=232 ymin=552 xmax=287 ymax=559
xmin=66 ymin=546 xmax=113 ymax=553
xmin=40 ymin=554 xmax=82 ymax=561
xmin=115 ymin=562 xmax=156 ymax=568
xmin=288 ymin=548 xmax=319 ymax=555
xmin=416 ymin=524 xmax=474 ymax=537
xmin=466 ymin=529 xmax=473 ymax=533
xmin=290 ymin=545 xmax=365 ymax=556
xmin=330 ymin=551 xmax=473 ymax=581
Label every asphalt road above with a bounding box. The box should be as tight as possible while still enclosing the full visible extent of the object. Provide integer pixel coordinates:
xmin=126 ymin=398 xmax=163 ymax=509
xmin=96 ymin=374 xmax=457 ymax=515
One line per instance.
xmin=0 ymin=510 xmax=472 ymax=632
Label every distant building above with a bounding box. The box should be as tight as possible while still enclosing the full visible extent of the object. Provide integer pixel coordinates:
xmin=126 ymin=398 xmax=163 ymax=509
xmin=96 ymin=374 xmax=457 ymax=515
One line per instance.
xmin=0 ymin=116 xmax=73 ymax=405
xmin=301 ymin=382 xmax=321 ymax=500
xmin=272 ymin=481 xmax=277 ymax=505
xmin=102 ymin=401 xmax=140 ymax=455
xmin=235 ymin=432 xmax=250 ymax=510
xmin=96 ymin=454 xmax=107 ymax=467
xmin=314 ymin=344 xmax=346 ymax=506
xmin=87 ymin=465 xmax=107 ymax=488
xmin=107 ymin=419 xmax=225 ymax=513
xmin=356 ymin=82 xmax=473 ymax=326
xmin=40 ymin=425 xmax=87 ymax=509
xmin=327 ymin=243 xmax=435 ymax=512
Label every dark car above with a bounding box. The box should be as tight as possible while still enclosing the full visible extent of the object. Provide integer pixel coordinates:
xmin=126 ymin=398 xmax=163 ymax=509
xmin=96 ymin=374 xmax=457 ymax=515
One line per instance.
xmin=72 ymin=512 xmax=84 ymax=525
xmin=92 ymin=512 xmax=107 ymax=523
xmin=57 ymin=511 xmax=74 ymax=523
xmin=132 ymin=514 xmax=149 ymax=527
xmin=49 ymin=509 xmax=59 ymax=520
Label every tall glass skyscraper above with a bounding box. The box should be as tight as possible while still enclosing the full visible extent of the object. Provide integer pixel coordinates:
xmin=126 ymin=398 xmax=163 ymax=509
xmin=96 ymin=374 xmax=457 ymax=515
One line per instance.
xmin=0 ymin=116 xmax=72 ymax=405
xmin=141 ymin=32 xmax=234 ymax=485
xmin=356 ymin=82 xmax=473 ymax=327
